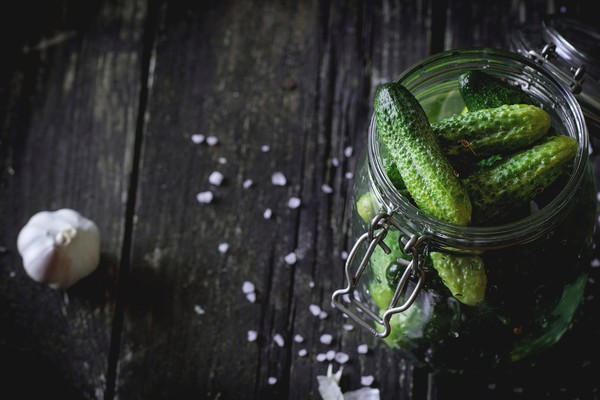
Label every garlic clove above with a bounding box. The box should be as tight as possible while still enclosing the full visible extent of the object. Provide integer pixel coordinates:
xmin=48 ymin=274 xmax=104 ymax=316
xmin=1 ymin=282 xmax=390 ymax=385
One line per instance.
xmin=17 ymin=209 xmax=101 ymax=289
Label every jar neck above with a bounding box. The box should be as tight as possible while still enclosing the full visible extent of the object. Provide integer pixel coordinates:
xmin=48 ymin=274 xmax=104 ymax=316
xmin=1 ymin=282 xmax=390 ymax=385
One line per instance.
xmin=367 ymin=49 xmax=590 ymax=250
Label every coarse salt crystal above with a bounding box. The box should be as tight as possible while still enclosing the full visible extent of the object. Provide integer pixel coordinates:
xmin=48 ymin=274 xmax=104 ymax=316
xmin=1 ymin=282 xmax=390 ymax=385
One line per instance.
xmin=196 ymin=191 xmax=214 ymax=204
xmin=294 ymin=334 xmax=304 ymax=343
xmin=218 ymin=157 xmax=227 ymax=164
xmin=247 ymin=330 xmax=258 ymax=342
xmin=592 ymin=259 xmax=600 ymax=268
xmin=334 ymin=352 xmax=349 ymax=364
xmin=298 ymin=348 xmax=308 ymax=357
xmin=263 ymin=208 xmax=272 ymax=219
xmin=340 ymin=251 xmax=348 ymax=260
xmin=344 ymin=146 xmax=353 ymax=157
xmin=309 ymin=304 xmax=322 ymax=316
xmin=319 ymin=311 xmax=328 ymax=320
xmin=218 ymin=243 xmax=229 ymax=253
xmin=357 ymin=344 xmax=369 ymax=354
xmin=206 ymin=136 xmax=219 ymax=146
xmin=209 ymin=171 xmax=224 ymax=186
xmin=316 ymin=353 xmax=327 ymax=362
xmin=342 ymin=324 xmax=354 ymax=331
xmin=321 ymin=184 xmax=333 ymax=194
xmin=268 ymin=377 xmax=277 ymax=385
xmin=242 ymin=281 xmax=255 ymax=294
xmin=274 ymin=334 xmax=285 ymax=347
xmin=345 ymin=172 xmax=353 ymax=180
xmin=287 ymin=197 xmax=301 ymax=209
xmin=193 ymin=305 xmax=206 ymax=315
xmin=330 ymin=157 xmax=340 ymax=167
xmin=284 ymin=252 xmax=297 ymax=265
xmin=320 ymin=334 xmax=333 ymax=345
xmin=242 ymin=179 xmax=253 ymax=189
xmin=308 ymin=281 xmax=315 ymax=288
xmin=246 ymin=292 xmax=256 ymax=303
xmin=271 ymin=172 xmax=287 ymax=186
xmin=326 ymin=350 xmax=336 ymax=361
xmin=191 ymin=134 xmax=205 ymax=144
xmin=261 ymin=144 xmax=271 ymax=152
xmin=361 ymin=375 xmax=375 ymax=386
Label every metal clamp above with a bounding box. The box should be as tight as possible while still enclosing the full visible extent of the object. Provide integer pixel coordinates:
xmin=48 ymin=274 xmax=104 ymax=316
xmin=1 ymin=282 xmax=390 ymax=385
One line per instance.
xmin=528 ymin=42 xmax=586 ymax=94
xmin=331 ymin=211 xmax=427 ymax=338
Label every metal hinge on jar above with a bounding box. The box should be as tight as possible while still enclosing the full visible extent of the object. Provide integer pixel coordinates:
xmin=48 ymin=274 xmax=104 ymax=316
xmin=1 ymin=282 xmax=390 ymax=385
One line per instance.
xmin=331 ymin=211 xmax=428 ymax=338
xmin=527 ymin=42 xmax=586 ymax=94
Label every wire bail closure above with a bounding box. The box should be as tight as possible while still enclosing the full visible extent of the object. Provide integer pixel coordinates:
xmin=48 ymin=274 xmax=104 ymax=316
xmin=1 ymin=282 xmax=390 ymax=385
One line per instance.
xmin=527 ymin=42 xmax=587 ymax=94
xmin=331 ymin=211 xmax=427 ymax=338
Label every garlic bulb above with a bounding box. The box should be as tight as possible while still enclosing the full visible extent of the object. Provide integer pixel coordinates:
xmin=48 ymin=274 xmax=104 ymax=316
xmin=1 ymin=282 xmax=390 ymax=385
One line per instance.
xmin=17 ymin=208 xmax=101 ymax=289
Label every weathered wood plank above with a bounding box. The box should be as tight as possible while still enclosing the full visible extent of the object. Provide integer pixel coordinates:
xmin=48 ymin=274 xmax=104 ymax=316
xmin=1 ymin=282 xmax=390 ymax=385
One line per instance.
xmin=0 ymin=1 xmax=147 ymax=398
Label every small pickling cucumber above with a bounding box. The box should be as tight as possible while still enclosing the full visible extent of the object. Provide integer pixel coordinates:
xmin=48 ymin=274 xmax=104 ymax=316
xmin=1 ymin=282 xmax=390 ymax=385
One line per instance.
xmin=374 ymin=82 xmax=472 ymax=226
xmin=463 ymin=135 xmax=578 ymax=225
xmin=459 ymin=70 xmax=533 ymax=111
xmin=430 ymin=252 xmax=487 ymax=306
xmin=357 ymin=191 xmax=378 ymax=224
xmin=431 ymin=104 xmax=551 ymax=165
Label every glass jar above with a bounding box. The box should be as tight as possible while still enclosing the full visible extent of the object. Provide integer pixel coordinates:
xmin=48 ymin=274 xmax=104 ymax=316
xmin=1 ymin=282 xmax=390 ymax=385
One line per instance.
xmin=332 ymin=48 xmax=597 ymax=373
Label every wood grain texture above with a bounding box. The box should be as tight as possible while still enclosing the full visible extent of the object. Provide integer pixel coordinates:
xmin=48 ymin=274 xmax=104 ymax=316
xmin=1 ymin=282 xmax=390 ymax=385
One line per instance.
xmin=0 ymin=0 xmax=147 ymax=398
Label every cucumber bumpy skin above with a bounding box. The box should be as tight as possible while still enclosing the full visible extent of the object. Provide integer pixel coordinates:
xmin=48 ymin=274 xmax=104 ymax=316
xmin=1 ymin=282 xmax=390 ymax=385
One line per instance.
xmin=431 ymin=104 xmax=551 ymax=165
xmin=374 ymin=82 xmax=472 ymax=226
xmin=459 ymin=70 xmax=533 ymax=111
xmin=463 ymin=135 xmax=578 ymax=225
xmin=430 ymin=252 xmax=487 ymax=306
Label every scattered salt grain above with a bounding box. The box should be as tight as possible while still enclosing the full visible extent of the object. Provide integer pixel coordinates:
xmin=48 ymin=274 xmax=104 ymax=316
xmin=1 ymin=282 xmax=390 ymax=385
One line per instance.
xmin=308 ymin=281 xmax=315 ymax=288
xmin=319 ymin=311 xmax=328 ymax=320
xmin=242 ymin=179 xmax=253 ymax=189
xmin=191 ymin=134 xmax=205 ymax=144
xmin=242 ymin=281 xmax=255 ymax=294
xmin=246 ymin=293 xmax=256 ymax=303
xmin=263 ymin=208 xmax=272 ymax=219
xmin=261 ymin=144 xmax=271 ymax=153
xmin=196 ymin=191 xmax=214 ymax=204
xmin=193 ymin=305 xmax=206 ymax=315
xmin=316 ymin=353 xmax=327 ymax=362
xmin=344 ymin=146 xmax=353 ymax=157
xmin=597 ymin=191 xmax=600 ymax=202
xmin=284 ymin=252 xmax=297 ymax=265
xmin=287 ymin=197 xmax=302 ymax=209
xmin=218 ymin=243 xmax=229 ymax=253
xmin=298 ymin=349 xmax=308 ymax=357
xmin=209 ymin=171 xmax=224 ymax=186
xmin=331 ymin=157 xmax=340 ymax=167
xmin=294 ymin=334 xmax=304 ymax=343
xmin=274 ymin=334 xmax=285 ymax=347
xmin=218 ymin=157 xmax=227 ymax=164
xmin=271 ymin=172 xmax=287 ymax=186
xmin=357 ymin=344 xmax=369 ymax=354
xmin=320 ymin=334 xmax=333 ymax=345
xmin=488 ymin=383 xmax=497 ymax=390
xmin=345 ymin=172 xmax=353 ymax=180
xmin=247 ymin=330 xmax=258 ymax=342
xmin=340 ymin=251 xmax=348 ymax=260
xmin=268 ymin=377 xmax=277 ymax=385
xmin=592 ymin=259 xmax=600 ymax=268
xmin=342 ymin=324 xmax=354 ymax=331
xmin=309 ymin=304 xmax=322 ymax=317
xmin=321 ymin=184 xmax=333 ymax=194
xmin=334 ymin=352 xmax=349 ymax=364
xmin=361 ymin=375 xmax=375 ymax=386
xmin=326 ymin=350 xmax=336 ymax=361
xmin=206 ymin=136 xmax=219 ymax=146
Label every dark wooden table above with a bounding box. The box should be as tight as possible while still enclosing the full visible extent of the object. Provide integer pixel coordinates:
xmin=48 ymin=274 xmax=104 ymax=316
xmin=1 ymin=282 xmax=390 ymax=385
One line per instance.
xmin=2 ymin=1 xmax=599 ymax=399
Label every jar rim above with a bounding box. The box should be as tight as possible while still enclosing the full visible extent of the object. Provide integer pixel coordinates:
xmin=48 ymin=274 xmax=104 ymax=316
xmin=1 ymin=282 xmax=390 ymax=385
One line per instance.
xmin=368 ymin=47 xmax=590 ymax=250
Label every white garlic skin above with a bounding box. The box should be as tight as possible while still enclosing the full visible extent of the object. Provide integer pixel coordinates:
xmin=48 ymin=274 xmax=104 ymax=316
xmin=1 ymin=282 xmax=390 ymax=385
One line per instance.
xmin=17 ymin=209 xmax=101 ymax=289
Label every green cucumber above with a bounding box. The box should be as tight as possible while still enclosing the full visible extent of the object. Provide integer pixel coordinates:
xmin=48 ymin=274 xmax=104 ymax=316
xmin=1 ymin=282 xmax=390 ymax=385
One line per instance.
xmin=463 ymin=135 xmax=578 ymax=225
xmin=430 ymin=252 xmax=487 ymax=306
xmin=459 ymin=70 xmax=532 ymax=111
xmin=374 ymin=82 xmax=472 ymax=226
xmin=431 ymin=104 xmax=551 ymax=165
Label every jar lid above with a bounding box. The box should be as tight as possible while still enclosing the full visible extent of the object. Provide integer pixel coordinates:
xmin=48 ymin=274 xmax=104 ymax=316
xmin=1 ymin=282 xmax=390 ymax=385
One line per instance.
xmin=509 ymin=15 xmax=600 ymax=133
